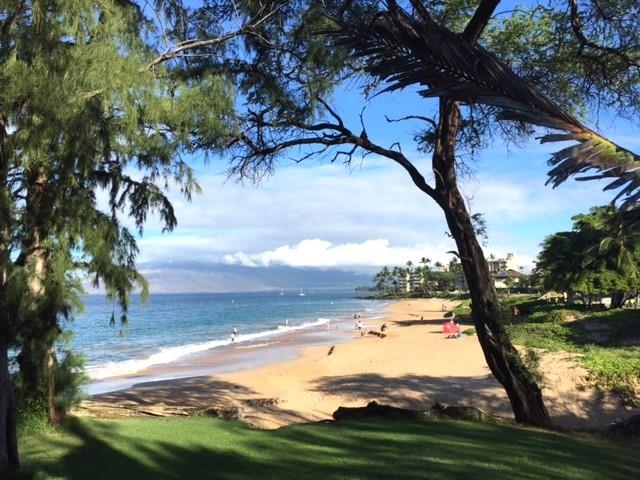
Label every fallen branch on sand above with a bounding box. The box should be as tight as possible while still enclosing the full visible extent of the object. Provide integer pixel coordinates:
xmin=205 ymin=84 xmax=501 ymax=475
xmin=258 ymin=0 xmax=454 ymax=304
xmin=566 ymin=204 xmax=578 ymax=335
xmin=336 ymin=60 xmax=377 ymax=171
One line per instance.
xmin=332 ymin=401 xmax=506 ymax=425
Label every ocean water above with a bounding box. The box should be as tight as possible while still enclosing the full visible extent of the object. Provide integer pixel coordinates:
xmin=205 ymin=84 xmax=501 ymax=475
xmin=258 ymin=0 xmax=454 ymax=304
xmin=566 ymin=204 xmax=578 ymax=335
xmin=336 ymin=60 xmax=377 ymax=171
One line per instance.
xmin=63 ymin=288 xmax=386 ymax=392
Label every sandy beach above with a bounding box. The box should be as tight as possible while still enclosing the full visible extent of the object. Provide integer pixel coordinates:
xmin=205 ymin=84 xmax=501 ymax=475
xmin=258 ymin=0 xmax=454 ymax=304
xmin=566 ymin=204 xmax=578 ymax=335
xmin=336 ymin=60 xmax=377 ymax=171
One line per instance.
xmin=85 ymin=298 xmax=637 ymax=431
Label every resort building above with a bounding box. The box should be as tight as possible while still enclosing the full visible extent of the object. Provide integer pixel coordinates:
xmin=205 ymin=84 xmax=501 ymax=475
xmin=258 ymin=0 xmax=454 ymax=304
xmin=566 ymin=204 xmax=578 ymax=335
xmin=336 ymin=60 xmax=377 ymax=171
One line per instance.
xmin=396 ymin=271 xmax=425 ymax=293
xmin=493 ymin=269 xmax=525 ymax=290
xmin=487 ymin=253 xmax=517 ymax=273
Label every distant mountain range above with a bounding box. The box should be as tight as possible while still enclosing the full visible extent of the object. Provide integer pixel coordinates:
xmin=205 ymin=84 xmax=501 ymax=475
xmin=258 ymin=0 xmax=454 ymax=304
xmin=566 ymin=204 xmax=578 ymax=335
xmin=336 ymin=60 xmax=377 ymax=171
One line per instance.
xmin=127 ymin=262 xmax=374 ymax=294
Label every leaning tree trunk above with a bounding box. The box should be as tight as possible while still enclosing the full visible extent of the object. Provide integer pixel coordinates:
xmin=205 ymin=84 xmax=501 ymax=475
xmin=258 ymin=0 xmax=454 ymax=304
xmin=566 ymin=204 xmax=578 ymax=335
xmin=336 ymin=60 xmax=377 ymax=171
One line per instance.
xmin=433 ymin=98 xmax=550 ymax=426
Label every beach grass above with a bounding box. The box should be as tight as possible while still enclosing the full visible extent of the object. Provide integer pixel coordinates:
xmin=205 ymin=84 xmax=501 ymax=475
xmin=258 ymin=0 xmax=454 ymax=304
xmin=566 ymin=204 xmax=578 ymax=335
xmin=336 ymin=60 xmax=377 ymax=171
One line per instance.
xmin=13 ymin=416 xmax=640 ymax=480
xmin=506 ymin=303 xmax=640 ymax=405
xmin=448 ymin=294 xmax=640 ymax=406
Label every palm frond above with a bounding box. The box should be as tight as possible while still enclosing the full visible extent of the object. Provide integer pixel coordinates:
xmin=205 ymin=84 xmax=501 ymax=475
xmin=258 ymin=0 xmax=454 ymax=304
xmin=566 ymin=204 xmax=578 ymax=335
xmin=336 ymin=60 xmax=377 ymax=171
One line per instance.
xmin=330 ymin=0 xmax=640 ymax=210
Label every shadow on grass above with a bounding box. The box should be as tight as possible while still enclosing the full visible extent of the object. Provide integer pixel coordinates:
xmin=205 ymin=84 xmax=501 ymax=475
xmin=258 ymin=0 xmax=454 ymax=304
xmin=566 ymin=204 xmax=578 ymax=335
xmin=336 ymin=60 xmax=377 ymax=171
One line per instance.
xmin=16 ymin=415 xmax=640 ymax=480
xmin=564 ymin=310 xmax=640 ymax=347
xmin=18 ymin=417 xmax=265 ymax=480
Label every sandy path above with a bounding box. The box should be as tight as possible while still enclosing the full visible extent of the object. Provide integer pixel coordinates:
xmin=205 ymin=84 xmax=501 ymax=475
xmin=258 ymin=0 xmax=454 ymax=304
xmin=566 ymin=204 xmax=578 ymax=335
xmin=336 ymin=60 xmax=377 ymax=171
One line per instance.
xmin=86 ymin=298 xmax=637 ymax=431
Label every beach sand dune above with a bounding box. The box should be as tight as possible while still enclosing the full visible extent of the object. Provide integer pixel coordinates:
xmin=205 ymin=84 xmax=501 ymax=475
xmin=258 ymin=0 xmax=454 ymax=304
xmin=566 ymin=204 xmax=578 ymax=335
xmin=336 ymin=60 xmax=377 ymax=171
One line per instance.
xmin=85 ymin=298 xmax=636 ymax=431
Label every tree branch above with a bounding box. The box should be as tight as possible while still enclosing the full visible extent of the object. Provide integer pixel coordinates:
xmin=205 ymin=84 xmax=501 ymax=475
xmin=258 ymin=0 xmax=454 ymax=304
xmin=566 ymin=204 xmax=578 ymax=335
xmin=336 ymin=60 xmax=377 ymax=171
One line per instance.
xmin=230 ymin=104 xmax=437 ymax=198
xmin=148 ymin=5 xmax=280 ymax=71
xmin=461 ymin=0 xmax=500 ymax=43
xmin=568 ymin=0 xmax=640 ymax=69
xmin=384 ymin=114 xmax=437 ymax=130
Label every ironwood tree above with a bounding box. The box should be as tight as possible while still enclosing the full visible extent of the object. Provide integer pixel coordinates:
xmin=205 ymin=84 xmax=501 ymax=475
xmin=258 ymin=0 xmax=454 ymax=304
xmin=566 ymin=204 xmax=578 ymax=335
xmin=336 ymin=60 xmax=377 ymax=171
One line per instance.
xmin=0 ymin=0 xmax=232 ymax=470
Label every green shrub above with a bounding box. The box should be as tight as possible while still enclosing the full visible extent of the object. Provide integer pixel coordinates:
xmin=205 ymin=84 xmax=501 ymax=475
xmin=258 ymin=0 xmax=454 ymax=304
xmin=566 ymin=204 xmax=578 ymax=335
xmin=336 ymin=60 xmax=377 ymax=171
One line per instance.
xmin=17 ymin=398 xmax=52 ymax=437
xmin=54 ymin=348 xmax=89 ymax=416
xmin=522 ymin=348 xmax=544 ymax=385
xmin=582 ymin=346 xmax=640 ymax=406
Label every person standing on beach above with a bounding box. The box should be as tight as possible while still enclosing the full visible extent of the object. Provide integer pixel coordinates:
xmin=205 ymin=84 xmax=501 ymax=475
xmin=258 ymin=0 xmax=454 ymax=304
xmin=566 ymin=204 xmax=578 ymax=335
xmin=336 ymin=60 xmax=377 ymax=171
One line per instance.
xmin=231 ymin=326 xmax=238 ymax=342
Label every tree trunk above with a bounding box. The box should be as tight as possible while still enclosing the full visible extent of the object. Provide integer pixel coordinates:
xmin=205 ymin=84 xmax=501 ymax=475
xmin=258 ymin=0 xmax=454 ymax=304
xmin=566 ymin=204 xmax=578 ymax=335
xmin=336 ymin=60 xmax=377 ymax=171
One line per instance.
xmin=433 ymin=98 xmax=550 ymax=426
xmin=0 ymin=111 xmax=20 ymax=470
xmin=16 ymin=164 xmax=59 ymax=423
xmin=17 ymin=338 xmax=58 ymax=422
xmin=0 ymin=324 xmax=19 ymax=470
xmin=610 ymin=291 xmax=625 ymax=309
xmin=446 ymin=208 xmax=550 ymax=425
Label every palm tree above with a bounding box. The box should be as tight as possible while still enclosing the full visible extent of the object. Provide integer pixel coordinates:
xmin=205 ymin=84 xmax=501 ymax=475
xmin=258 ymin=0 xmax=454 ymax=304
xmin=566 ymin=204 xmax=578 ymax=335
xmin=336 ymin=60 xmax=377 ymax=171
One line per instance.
xmin=373 ymin=266 xmax=393 ymax=293
xmin=419 ymin=257 xmax=432 ymax=295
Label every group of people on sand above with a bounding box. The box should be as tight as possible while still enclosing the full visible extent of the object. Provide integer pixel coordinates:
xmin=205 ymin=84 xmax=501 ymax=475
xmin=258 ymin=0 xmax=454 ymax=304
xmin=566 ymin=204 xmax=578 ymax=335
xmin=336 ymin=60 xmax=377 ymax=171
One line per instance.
xmin=355 ymin=314 xmax=388 ymax=339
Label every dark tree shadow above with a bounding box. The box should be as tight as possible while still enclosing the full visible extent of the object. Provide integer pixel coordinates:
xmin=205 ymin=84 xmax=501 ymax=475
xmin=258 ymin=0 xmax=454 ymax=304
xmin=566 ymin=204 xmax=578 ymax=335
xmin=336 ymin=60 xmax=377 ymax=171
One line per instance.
xmin=309 ymin=372 xmax=513 ymax=419
xmin=18 ymin=411 xmax=640 ymax=480
xmin=92 ymin=376 xmax=256 ymax=407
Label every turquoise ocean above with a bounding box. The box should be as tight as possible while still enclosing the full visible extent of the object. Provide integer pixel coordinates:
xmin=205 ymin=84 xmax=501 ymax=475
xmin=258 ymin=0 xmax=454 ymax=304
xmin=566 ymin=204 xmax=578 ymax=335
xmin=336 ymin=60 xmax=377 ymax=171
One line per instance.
xmin=65 ymin=288 xmax=388 ymax=394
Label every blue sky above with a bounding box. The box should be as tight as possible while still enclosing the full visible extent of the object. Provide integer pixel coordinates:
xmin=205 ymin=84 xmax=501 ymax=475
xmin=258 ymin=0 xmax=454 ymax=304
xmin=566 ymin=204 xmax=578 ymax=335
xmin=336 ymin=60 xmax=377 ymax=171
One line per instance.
xmin=132 ymin=81 xmax=637 ymax=273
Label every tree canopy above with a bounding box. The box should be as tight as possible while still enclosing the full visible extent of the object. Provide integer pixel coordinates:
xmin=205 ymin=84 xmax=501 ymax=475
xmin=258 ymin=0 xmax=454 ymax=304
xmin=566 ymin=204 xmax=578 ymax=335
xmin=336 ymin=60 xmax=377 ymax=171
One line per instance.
xmin=536 ymin=206 xmax=640 ymax=307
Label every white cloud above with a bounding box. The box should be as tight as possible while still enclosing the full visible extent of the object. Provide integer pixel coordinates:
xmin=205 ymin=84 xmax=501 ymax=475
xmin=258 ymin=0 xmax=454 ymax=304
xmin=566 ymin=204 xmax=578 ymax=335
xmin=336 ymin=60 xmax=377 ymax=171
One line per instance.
xmin=127 ymin=145 xmax=620 ymax=272
xmin=222 ymin=238 xmax=457 ymax=268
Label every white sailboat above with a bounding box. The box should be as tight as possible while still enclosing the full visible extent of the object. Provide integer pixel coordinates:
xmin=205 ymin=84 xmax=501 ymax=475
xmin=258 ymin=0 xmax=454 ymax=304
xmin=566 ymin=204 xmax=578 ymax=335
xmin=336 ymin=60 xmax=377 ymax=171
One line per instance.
xmin=298 ymin=289 xmax=305 ymax=296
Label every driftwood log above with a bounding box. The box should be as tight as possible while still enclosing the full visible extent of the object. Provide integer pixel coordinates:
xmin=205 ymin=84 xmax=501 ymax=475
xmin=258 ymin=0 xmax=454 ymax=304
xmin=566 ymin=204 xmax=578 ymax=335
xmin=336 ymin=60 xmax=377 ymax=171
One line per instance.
xmin=429 ymin=402 xmax=505 ymax=424
xmin=332 ymin=401 xmax=505 ymax=425
xmin=332 ymin=401 xmax=420 ymax=421
xmin=605 ymin=413 xmax=640 ymax=438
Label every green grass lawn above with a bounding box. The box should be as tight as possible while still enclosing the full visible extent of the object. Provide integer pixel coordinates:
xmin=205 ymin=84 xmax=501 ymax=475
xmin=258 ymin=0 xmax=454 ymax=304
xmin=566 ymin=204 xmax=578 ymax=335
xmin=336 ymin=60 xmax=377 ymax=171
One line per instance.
xmin=12 ymin=416 xmax=640 ymax=480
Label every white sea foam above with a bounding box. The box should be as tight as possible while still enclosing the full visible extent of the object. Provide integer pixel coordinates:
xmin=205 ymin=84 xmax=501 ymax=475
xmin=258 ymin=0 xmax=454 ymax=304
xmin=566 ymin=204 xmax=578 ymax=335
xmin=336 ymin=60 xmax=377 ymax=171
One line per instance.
xmin=86 ymin=317 xmax=332 ymax=380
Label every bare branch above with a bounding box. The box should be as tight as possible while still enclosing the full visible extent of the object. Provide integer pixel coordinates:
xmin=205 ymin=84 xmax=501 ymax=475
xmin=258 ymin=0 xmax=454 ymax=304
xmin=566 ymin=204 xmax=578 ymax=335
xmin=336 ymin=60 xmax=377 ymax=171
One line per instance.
xmin=568 ymin=0 xmax=640 ymax=69
xmin=230 ymin=102 xmax=437 ymax=198
xmin=148 ymin=5 xmax=280 ymax=71
xmin=385 ymin=114 xmax=437 ymax=130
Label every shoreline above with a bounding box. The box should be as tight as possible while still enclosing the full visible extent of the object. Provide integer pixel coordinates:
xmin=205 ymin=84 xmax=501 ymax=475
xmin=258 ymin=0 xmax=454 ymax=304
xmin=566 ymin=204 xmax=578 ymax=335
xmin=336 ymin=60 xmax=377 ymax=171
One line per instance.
xmin=85 ymin=299 xmax=390 ymax=395
xmin=86 ymin=317 xmax=360 ymax=395
xmin=82 ymin=298 xmax=637 ymax=431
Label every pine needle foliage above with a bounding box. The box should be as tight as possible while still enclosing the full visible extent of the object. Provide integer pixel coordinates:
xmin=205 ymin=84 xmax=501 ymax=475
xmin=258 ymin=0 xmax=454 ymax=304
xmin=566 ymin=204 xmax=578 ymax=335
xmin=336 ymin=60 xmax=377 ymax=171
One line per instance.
xmin=0 ymin=0 xmax=234 ymax=462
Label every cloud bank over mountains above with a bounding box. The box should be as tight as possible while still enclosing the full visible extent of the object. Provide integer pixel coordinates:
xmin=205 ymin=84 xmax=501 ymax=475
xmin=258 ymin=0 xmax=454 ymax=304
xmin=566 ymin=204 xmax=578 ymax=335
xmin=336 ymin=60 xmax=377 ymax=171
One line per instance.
xmin=221 ymin=238 xmax=456 ymax=268
xmin=135 ymin=262 xmax=372 ymax=294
